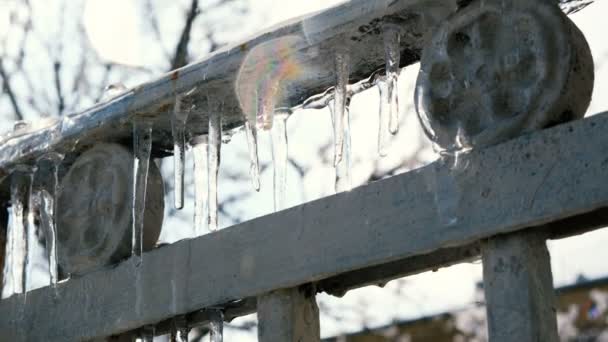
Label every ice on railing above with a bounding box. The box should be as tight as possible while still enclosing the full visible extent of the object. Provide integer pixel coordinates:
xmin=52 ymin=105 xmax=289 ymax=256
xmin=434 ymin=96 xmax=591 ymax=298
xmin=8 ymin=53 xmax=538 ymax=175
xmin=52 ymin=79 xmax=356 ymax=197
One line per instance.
xmin=271 ymin=110 xmax=290 ymax=211
xmin=171 ymin=315 xmax=189 ymax=342
xmin=191 ymin=135 xmax=209 ymax=235
xmin=7 ymin=165 xmax=33 ymax=296
xmin=171 ymin=95 xmax=188 ymax=210
xmin=131 ymin=121 xmax=153 ymax=262
xmin=244 ymin=121 xmax=261 ymax=192
xmin=383 ymin=23 xmax=401 ymax=136
xmin=208 ymin=110 xmax=222 ymax=232
xmin=139 ymin=325 xmax=155 ymax=342
xmin=37 ymin=152 xmax=64 ymax=287
xmin=209 ymin=309 xmax=224 ymax=342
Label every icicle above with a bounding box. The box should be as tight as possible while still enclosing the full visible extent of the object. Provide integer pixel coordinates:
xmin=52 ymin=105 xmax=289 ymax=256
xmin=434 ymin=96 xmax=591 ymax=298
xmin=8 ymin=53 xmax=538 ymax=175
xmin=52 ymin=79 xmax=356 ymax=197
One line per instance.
xmin=208 ymin=111 xmax=221 ymax=231
xmin=376 ymin=79 xmax=390 ymax=157
xmin=271 ymin=110 xmax=290 ymax=211
xmin=171 ymin=95 xmax=188 ymax=210
xmin=329 ymin=99 xmax=352 ymax=193
xmin=140 ymin=325 xmax=155 ymax=342
xmin=333 ymin=50 xmax=350 ymax=166
xmin=132 ymin=121 xmax=153 ymax=262
xmin=171 ymin=315 xmax=189 ymax=342
xmin=383 ymin=24 xmax=401 ymax=135
xmin=191 ymin=135 xmax=209 ymax=236
xmin=244 ymin=121 xmax=260 ymax=192
xmin=8 ymin=165 xmax=32 ymax=295
xmin=209 ymin=309 xmax=224 ymax=342
xmin=38 ymin=152 xmax=63 ymax=287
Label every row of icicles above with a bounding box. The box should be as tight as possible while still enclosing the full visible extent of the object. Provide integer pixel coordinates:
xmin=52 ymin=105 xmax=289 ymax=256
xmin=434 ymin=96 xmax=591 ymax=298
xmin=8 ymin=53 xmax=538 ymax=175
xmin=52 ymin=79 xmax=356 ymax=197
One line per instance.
xmin=2 ymin=25 xmax=403 ymax=341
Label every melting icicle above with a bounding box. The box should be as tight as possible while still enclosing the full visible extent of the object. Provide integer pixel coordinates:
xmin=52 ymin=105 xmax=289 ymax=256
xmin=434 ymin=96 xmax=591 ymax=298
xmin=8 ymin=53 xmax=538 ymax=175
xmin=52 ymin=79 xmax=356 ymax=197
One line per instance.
xmin=140 ymin=325 xmax=155 ymax=342
xmin=132 ymin=121 xmax=153 ymax=262
xmin=333 ymin=51 xmax=350 ymax=166
xmin=9 ymin=165 xmax=32 ymax=295
xmin=191 ymin=135 xmax=209 ymax=236
xmin=171 ymin=95 xmax=188 ymax=210
xmin=271 ymin=110 xmax=290 ymax=211
xmin=244 ymin=121 xmax=260 ymax=192
xmin=208 ymin=111 xmax=221 ymax=231
xmin=330 ymin=99 xmax=352 ymax=193
xmin=383 ymin=24 xmax=401 ymax=135
xmin=38 ymin=152 xmax=63 ymax=287
xmin=171 ymin=316 xmax=190 ymax=342
xmin=376 ymin=79 xmax=390 ymax=157
xmin=209 ymin=309 xmax=224 ymax=342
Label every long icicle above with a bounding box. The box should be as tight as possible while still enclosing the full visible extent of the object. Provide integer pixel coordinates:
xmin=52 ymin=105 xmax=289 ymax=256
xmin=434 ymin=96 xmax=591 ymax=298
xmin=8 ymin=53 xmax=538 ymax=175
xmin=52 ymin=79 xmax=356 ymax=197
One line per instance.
xmin=140 ymin=325 xmax=155 ymax=342
xmin=9 ymin=165 xmax=32 ymax=295
xmin=330 ymin=98 xmax=352 ymax=193
xmin=209 ymin=309 xmax=224 ymax=342
xmin=271 ymin=110 xmax=290 ymax=211
xmin=244 ymin=121 xmax=260 ymax=192
xmin=333 ymin=50 xmax=350 ymax=166
xmin=208 ymin=110 xmax=222 ymax=231
xmin=376 ymin=79 xmax=390 ymax=157
xmin=132 ymin=121 xmax=153 ymax=263
xmin=171 ymin=315 xmax=190 ymax=342
xmin=383 ymin=24 xmax=401 ymax=135
xmin=191 ymin=135 xmax=209 ymax=236
xmin=171 ymin=95 xmax=188 ymax=210
xmin=38 ymin=153 xmax=63 ymax=287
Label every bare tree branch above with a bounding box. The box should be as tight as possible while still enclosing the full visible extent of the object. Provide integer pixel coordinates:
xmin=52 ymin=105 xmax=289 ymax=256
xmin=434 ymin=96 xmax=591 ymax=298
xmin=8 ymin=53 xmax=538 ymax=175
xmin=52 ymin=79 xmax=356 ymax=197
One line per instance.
xmin=53 ymin=61 xmax=65 ymax=115
xmin=171 ymin=0 xmax=200 ymax=70
xmin=0 ymin=59 xmax=24 ymax=120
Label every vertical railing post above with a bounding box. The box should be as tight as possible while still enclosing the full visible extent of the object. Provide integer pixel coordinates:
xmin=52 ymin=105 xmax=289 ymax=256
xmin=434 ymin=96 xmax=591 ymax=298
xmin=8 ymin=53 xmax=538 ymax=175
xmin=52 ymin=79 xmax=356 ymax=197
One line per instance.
xmin=257 ymin=285 xmax=320 ymax=342
xmin=482 ymin=232 xmax=558 ymax=342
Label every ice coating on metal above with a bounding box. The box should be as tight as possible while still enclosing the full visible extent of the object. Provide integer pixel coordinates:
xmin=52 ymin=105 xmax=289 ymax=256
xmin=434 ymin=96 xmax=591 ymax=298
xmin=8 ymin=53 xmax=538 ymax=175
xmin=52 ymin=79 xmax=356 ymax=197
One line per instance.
xmin=415 ymin=0 xmax=594 ymax=152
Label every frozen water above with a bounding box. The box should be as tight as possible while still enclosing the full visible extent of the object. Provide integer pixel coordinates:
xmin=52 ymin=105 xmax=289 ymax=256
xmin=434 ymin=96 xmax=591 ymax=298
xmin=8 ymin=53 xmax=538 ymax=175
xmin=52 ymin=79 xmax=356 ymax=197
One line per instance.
xmin=333 ymin=51 xmax=350 ymax=166
xmin=139 ymin=325 xmax=155 ymax=342
xmin=209 ymin=310 xmax=224 ymax=342
xmin=244 ymin=121 xmax=261 ymax=192
xmin=376 ymin=80 xmax=390 ymax=157
xmin=132 ymin=121 xmax=153 ymax=262
xmin=171 ymin=95 xmax=189 ymax=210
xmin=191 ymin=135 xmax=209 ymax=235
xmin=7 ymin=166 xmax=34 ymax=295
xmin=383 ymin=24 xmax=401 ymax=135
xmin=329 ymin=99 xmax=352 ymax=193
xmin=271 ymin=110 xmax=290 ymax=211
xmin=37 ymin=152 xmax=63 ymax=286
xmin=208 ymin=111 xmax=222 ymax=231
xmin=171 ymin=315 xmax=190 ymax=342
